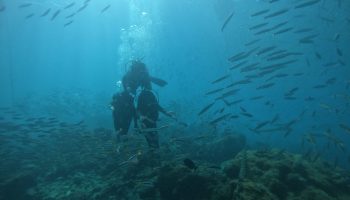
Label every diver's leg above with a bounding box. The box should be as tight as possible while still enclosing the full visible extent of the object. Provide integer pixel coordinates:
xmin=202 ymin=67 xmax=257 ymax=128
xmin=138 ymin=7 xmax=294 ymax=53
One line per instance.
xmin=142 ymin=120 xmax=159 ymax=149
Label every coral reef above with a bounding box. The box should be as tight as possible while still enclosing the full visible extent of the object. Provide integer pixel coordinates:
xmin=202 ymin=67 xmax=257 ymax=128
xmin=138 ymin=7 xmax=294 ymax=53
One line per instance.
xmin=1 ymin=146 xmax=350 ymax=200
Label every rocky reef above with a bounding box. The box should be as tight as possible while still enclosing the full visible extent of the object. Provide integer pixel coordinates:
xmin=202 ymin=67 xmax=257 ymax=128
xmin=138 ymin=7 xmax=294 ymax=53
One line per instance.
xmin=1 ymin=146 xmax=350 ymax=200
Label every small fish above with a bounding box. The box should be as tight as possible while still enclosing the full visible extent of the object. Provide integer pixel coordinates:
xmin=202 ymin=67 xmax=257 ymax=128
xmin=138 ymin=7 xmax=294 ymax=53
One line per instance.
xmin=183 ymin=158 xmax=197 ymax=170
xmin=101 ymin=5 xmax=111 ymax=13
xmin=40 ymin=8 xmax=51 ymax=17
xmin=64 ymin=20 xmax=73 ymax=27
xmin=315 ymin=52 xmax=322 ymax=60
xmin=285 ymin=96 xmax=296 ymax=100
xmin=300 ymin=34 xmax=319 ymax=41
xmin=266 ymin=73 xmax=288 ymax=82
xmin=293 ymin=73 xmax=304 ymax=76
xmin=230 ymin=61 xmax=248 ymax=70
xmin=240 ymin=106 xmax=247 ymax=112
xmin=284 ymin=129 xmax=293 ymax=137
xmin=25 ymin=13 xmax=35 ymax=19
xmin=285 ymin=87 xmax=299 ymax=96
xmin=323 ymin=62 xmax=338 ymax=67
xmin=294 ymin=28 xmax=313 ymax=33
xmin=311 ymin=110 xmax=316 ymax=117
xmin=313 ymin=84 xmax=327 ymax=89
xmin=254 ymin=121 xmax=270 ymax=130
xmin=260 ymin=60 xmax=298 ymax=70
xmin=51 ymin=10 xmax=61 ymax=21
xmin=224 ymin=99 xmax=244 ymax=106
xmin=255 ymin=28 xmax=272 ymax=35
xmin=267 ymin=52 xmax=302 ymax=61
xmin=306 ymin=58 xmax=311 ymax=67
xmin=221 ymin=11 xmax=234 ymax=32
xmin=198 ymin=102 xmax=215 ymax=116
xmin=333 ymin=33 xmax=340 ymax=41
xmin=241 ymin=112 xmax=253 ymax=118
xmin=76 ymin=4 xmax=88 ymax=13
xmin=269 ymin=21 xmax=289 ymax=31
xmin=226 ymin=79 xmax=251 ymax=88
xmin=274 ymin=27 xmax=293 ymax=35
xmin=205 ymin=88 xmax=224 ymax=96
xmin=338 ymin=59 xmax=346 ymax=66
xmin=210 ymin=114 xmax=230 ymax=124
xmin=256 ymin=46 xmax=276 ymax=56
xmin=66 ymin=13 xmax=75 ymax=19
xmin=250 ymin=96 xmax=264 ymax=100
xmin=256 ymin=83 xmax=275 ymax=90
xmin=64 ymin=3 xmax=75 ymax=9
xmin=295 ymin=0 xmax=321 ymax=9
xmin=251 ymin=9 xmax=270 ymax=17
xmin=270 ymin=114 xmax=279 ymax=124
xmin=336 ymin=48 xmax=343 ymax=57
xmin=249 ymin=22 xmax=269 ymax=30
xmin=229 ymin=47 xmax=259 ymax=62
xmin=240 ymin=63 xmax=259 ymax=72
xmin=228 ymin=52 xmax=246 ymax=62
xmin=326 ymin=77 xmax=336 ymax=85
xmin=245 ymin=39 xmax=260 ymax=46
xmin=211 ymin=74 xmax=230 ymax=84
xmin=265 ymin=101 xmax=273 ymax=107
xmin=18 ymin=3 xmax=32 ymax=8
xmin=217 ymin=89 xmax=240 ymax=99
xmin=264 ymin=9 xmax=289 ymax=19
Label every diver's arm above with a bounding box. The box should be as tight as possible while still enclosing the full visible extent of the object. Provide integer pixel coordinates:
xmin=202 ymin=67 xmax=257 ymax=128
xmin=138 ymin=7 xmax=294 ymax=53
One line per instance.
xmin=150 ymin=76 xmax=168 ymax=87
xmin=133 ymin=106 xmax=138 ymax=128
xmin=158 ymin=104 xmax=175 ymax=118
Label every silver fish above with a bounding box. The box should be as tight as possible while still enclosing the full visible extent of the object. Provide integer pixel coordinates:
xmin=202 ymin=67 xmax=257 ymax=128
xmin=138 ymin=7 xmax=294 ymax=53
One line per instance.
xmin=64 ymin=3 xmax=75 ymax=9
xmin=221 ymin=11 xmax=235 ymax=32
xmin=295 ymin=0 xmax=321 ymax=9
xmin=40 ymin=8 xmax=51 ymax=17
xmin=264 ymin=9 xmax=289 ymax=19
xmin=101 ymin=5 xmax=111 ymax=13
xmin=51 ymin=10 xmax=61 ymax=21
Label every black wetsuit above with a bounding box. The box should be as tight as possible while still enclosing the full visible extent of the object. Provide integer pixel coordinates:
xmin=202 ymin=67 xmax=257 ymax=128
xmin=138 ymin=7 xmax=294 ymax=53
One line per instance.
xmin=122 ymin=62 xmax=152 ymax=95
xmin=111 ymin=91 xmax=136 ymax=135
xmin=137 ymin=90 xmax=167 ymax=149
xmin=113 ymin=61 xmax=168 ymax=141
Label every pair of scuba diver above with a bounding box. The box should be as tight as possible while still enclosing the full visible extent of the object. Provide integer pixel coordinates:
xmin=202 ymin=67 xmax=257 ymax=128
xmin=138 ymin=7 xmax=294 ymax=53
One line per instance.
xmin=111 ymin=60 xmax=173 ymax=149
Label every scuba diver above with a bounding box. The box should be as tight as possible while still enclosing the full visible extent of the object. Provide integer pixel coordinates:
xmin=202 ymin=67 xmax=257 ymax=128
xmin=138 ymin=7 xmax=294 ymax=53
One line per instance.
xmin=111 ymin=60 xmax=169 ymax=143
xmin=122 ymin=60 xmax=168 ymax=95
xmin=110 ymin=90 xmax=137 ymax=139
xmin=136 ymin=89 xmax=174 ymax=148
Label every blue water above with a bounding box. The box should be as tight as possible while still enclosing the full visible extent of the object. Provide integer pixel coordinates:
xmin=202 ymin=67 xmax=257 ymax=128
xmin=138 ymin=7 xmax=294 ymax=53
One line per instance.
xmin=0 ymin=0 xmax=350 ymax=195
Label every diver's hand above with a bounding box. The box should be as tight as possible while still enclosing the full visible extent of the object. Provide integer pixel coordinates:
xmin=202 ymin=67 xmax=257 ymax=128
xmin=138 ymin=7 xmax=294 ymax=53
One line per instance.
xmin=110 ymin=105 xmax=115 ymax=111
xmin=166 ymin=111 xmax=176 ymax=119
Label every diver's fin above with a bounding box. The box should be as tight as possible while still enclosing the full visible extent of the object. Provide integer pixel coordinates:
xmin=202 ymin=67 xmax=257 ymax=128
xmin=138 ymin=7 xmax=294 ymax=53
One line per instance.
xmin=150 ymin=76 xmax=168 ymax=87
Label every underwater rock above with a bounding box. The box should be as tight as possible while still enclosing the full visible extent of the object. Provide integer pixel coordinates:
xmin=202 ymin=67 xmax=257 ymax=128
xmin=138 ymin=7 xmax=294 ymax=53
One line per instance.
xmin=222 ymin=149 xmax=350 ymax=200
xmin=4 ymin=148 xmax=350 ymax=200
xmin=0 ymin=172 xmax=37 ymax=200
xmin=36 ymin=172 xmax=112 ymax=200
xmin=193 ymin=134 xmax=246 ymax=164
xmin=156 ymin=163 xmax=228 ymax=200
xmin=286 ymin=173 xmax=307 ymax=192
xmin=236 ymin=181 xmax=279 ymax=200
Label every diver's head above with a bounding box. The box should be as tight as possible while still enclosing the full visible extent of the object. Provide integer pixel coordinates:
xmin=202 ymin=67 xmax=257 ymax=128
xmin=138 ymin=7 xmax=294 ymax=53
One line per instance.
xmin=130 ymin=60 xmax=147 ymax=73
